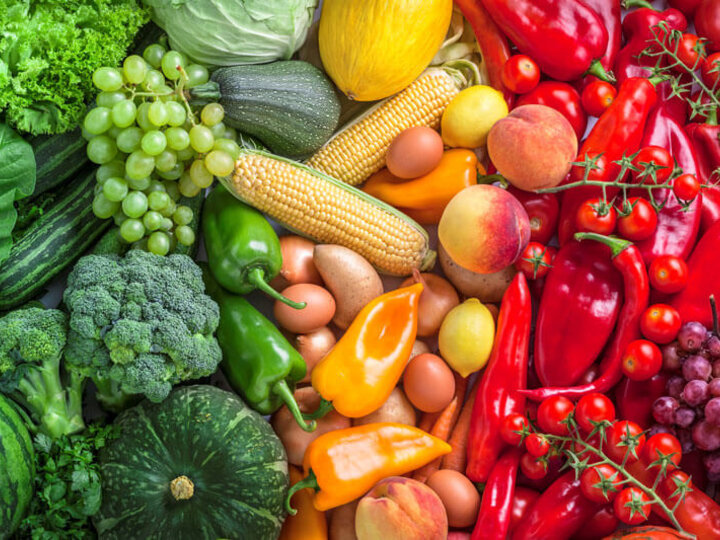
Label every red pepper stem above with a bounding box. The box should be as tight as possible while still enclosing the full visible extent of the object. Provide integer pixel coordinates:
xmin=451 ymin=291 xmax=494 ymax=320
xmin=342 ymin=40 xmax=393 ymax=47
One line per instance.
xmin=274 ymin=380 xmax=317 ymax=433
xmin=248 ymin=268 xmax=307 ymax=309
xmin=621 ymin=0 xmax=655 ymax=9
xmin=586 ymin=59 xmax=616 ymax=84
xmin=708 ymin=109 xmax=718 ymax=126
xmin=284 ymin=469 xmax=319 ymax=516
xmin=574 ymin=232 xmax=633 ymax=258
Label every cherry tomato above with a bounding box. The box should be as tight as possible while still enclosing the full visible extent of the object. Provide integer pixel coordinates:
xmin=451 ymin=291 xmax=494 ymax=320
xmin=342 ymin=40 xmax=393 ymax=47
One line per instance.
xmin=701 ymin=52 xmax=720 ymax=87
xmin=575 ymin=393 xmax=616 ymax=434
xmin=575 ymin=198 xmax=616 ymax=235
xmin=674 ymin=32 xmax=706 ymax=71
xmin=525 ymin=433 xmax=550 ymax=457
xmin=501 ymin=413 xmax=529 ymax=446
xmin=507 ymin=187 xmax=559 ymax=244
xmin=622 ymin=339 xmax=663 ymax=382
xmin=649 ymin=255 xmax=689 ymax=294
xmin=516 ymin=82 xmax=587 ymax=140
xmin=660 ymin=469 xmax=692 ymax=503
xmin=607 ymin=421 xmax=646 ymax=464
xmin=571 ymin=152 xmax=609 ymax=183
xmin=520 ymin=453 xmax=547 ymax=480
xmin=502 ymin=55 xmax=540 ymax=94
xmin=580 ymin=463 xmax=621 ymax=503
xmin=581 ymin=81 xmax=617 ymax=117
xmin=616 ymin=197 xmax=658 ymax=241
xmin=515 ymin=242 xmax=555 ymax=280
xmin=640 ymin=304 xmax=682 ymax=344
xmin=509 ymin=487 xmax=540 ymax=534
xmin=643 ymin=432 xmax=683 ymax=471
xmin=537 ymin=396 xmax=574 ymax=436
xmin=631 ymin=146 xmax=674 ymax=185
xmin=696 ymin=0 xmax=720 ymax=52
xmin=673 ymin=173 xmax=701 ymax=201
xmin=614 ymin=487 xmax=651 ymax=525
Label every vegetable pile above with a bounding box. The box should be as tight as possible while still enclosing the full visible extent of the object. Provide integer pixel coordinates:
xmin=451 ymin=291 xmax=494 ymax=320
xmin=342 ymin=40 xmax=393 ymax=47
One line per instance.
xmin=6 ymin=0 xmax=720 ymax=539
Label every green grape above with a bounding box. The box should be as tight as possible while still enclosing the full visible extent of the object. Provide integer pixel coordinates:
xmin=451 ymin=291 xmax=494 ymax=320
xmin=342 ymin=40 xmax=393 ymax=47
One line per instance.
xmin=123 ymin=55 xmax=148 ymax=85
xmin=147 ymin=231 xmax=171 ymax=256
xmin=92 ymin=193 xmax=119 ymax=219
xmin=213 ymin=138 xmax=241 ymax=160
xmin=113 ymin=211 xmax=127 ymax=227
xmin=140 ymin=130 xmax=167 ymax=156
xmin=165 ymin=101 xmax=187 ymax=127
xmin=204 ymin=150 xmax=235 ymax=177
xmin=122 ymin=191 xmax=149 ymax=218
xmin=127 ymin=176 xmax=151 ymax=191
xmin=81 ymin=126 xmax=96 ymax=141
xmin=93 ymin=67 xmax=123 ymax=92
xmin=189 ymin=159 xmax=214 ymax=188
xmin=141 ymin=69 xmax=165 ymax=92
xmin=178 ymin=172 xmax=201 ymax=197
xmin=209 ymin=122 xmax=226 ymax=139
xmin=146 ymin=180 xmax=167 ymax=194
xmin=111 ymin=100 xmax=137 ymax=128
xmin=155 ymin=85 xmax=175 ymax=99
xmin=143 ymin=210 xmax=164 ymax=231
xmin=155 ymin=150 xmax=177 ymax=172
xmin=223 ymin=126 xmax=238 ymax=140
xmin=163 ymin=181 xmax=181 ymax=201
xmin=87 ymin=136 xmax=117 ymax=164
xmin=176 ymin=146 xmax=195 ymax=162
xmin=143 ymin=44 xmax=166 ymax=69
xmin=156 ymin=164 xmax=183 ymax=180
xmin=136 ymin=102 xmax=153 ymax=131
xmin=160 ymin=199 xmax=177 ymax=218
xmin=160 ymin=217 xmax=174 ymax=230
xmin=107 ymin=126 xmax=123 ymax=139
xmin=125 ymin=150 xmax=155 ymax=180
xmin=131 ymin=238 xmax=149 ymax=251
xmin=175 ymin=225 xmax=196 ymax=246
xmin=148 ymin=190 xmax=171 ymax=211
xmin=102 ymin=177 xmax=128 ymax=202
xmin=84 ymin=107 xmax=113 ymax=135
xmin=185 ymin=64 xmax=209 ymax=88
xmin=116 ymin=126 xmax=144 ymax=153
xmin=97 ymin=91 xmax=127 ymax=108
xmin=166 ymin=126 xmax=190 ymax=151
xmin=201 ymin=103 xmax=224 ymax=126
xmin=173 ymin=205 xmax=194 ymax=226
xmin=93 ymin=183 xmax=103 ymax=197
xmin=189 ymin=125 xmax=214 ymax=153
xmin=120 ymin=219 xmax=145 ymax=243
xmin=97 ymin=161 xmax=125 ymax=183
xmin=161 ymin=51 xmax=184 ymax=81
xmin=148 ymin=101 xmax=169 ymax=126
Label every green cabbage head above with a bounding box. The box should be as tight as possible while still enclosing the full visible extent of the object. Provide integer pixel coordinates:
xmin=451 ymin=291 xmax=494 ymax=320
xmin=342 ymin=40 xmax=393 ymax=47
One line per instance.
xmin=144 ymin=0 xmax=318 ymax=67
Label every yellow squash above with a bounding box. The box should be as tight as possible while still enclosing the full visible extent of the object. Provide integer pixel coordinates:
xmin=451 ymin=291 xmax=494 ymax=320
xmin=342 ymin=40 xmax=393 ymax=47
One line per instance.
xmin=318 ymin=0 xmax=453 ymax=101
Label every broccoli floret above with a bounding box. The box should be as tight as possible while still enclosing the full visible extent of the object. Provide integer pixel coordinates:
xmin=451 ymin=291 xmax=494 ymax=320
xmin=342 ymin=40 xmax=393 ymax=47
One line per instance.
xmin=0 ymin=307 xmax=85 ymax=438
xmin=63 ymin=250 xmax=222 ymax=410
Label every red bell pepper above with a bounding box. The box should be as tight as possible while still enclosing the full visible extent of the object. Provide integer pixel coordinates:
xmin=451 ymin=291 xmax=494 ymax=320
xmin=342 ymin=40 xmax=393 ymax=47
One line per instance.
xmin=685 ymin=121 xmax=720 ymax=232
xmin=615 ymin=373 xmax=669 ymax=429
xmin=671 ymin=219 xmax=720 ymax=327
xmin=669 ymin=0 xmax=702 ymax=16
xmin=572 ymin=505 xmax=620 ymax=540
xmin=521 ymin=233 xmax=649 ymax=401
xmin=507 ymin=187 xmax=559 ymax=245
xmin=534 ymin=240 xmax=623 ymax=387
xmin=558 ymin=78 xmax=658 ymax=245
xmin=479 ymin=0 xmax=612 ymax=82
xmin=454 ymin=0 xmax=513 ymax=106
xmin=515 ymin=82 xmax=587 ymax=141
xmin=581 ymin=0 xmax=623 ymax=83
xmin=466 ymin=273 xmax=531 ymax=483
xmin=471 ymin=447 xmax=521 ymax=540
xmin=511 ymin=471 xmax=602 ymax=540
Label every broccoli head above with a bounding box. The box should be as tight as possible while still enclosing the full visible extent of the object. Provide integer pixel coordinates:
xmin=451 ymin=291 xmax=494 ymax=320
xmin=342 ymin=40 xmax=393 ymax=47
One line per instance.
xmin=63 ymin=250 xmax=222 ymax=410
xmin=0 ymin=307 xmax=85 ymax=438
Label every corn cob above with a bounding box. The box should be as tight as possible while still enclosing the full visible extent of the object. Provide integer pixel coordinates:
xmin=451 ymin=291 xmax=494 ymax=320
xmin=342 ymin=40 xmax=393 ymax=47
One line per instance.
xmin=306 ymin=67 xmax=467 ymax=186
xmin=224 ymin=150 xmax=435 ymax=276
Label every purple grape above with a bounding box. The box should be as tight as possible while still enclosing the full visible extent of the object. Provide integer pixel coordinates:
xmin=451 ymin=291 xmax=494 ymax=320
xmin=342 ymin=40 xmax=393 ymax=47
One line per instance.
xmin=711 ymin=378 xmax=720 ymax=397
xmin=662 ymin=342 xmax=683 ymax=371
xmin=677 ymin=428 xmax=695 ymax=453
xmin=667 ymin=375 xmax=685 ymax=399
xmin=682 ymin=379 xmax=710 ymax=406
xmin=703 ymin=451 xmax=720 ymax=482
xmin=675 ymin=406 xmax=697 ymax=428
xmin=693 ymin=419 xmax=720 ymax=451
xmin=648 ymin=424 xmax=677 ymax=438
xmin=706 ymin=398 xmax=720 ymax=426
xmin=708 ymin=335 xmax=720 ymax=357
xmin=652 ymin=396 xmax=680 ymax=424
xmin=678 ymin=321 xmax=708 ymax=352
xmin=682 ymin=354 xmax=712 ymax=381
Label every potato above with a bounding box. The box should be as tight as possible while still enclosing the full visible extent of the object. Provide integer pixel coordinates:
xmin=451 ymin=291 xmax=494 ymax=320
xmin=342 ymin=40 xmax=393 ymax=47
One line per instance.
xmin=410 ymin=339 xmax=430 ymax=359
xmin=438 ymin=243 xmax=516 ymax=303
xmin=354 ymin=387 xmax=416 ymax=426
xmin=330 ymin=501 xmax=359 ymax=540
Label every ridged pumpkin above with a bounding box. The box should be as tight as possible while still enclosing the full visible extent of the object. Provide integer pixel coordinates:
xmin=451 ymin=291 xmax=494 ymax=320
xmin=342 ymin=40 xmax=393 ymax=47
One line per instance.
xmin=318 ymin=0 xmax=453 ymax=101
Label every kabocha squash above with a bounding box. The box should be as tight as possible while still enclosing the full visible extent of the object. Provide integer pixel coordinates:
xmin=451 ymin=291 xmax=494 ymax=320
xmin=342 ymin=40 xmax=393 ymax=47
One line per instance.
xmin=0 ymin=396 xmax=34 ymax=539
xmin=94 ymin=385 xmax=289 ymax=540
xmin=318 ymin=0 xmax=453 ymax=101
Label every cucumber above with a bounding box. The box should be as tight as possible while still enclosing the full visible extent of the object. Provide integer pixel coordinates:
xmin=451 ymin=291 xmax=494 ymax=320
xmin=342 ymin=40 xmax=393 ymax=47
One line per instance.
xmin=29 ymin=128 xmax=87 ymax=198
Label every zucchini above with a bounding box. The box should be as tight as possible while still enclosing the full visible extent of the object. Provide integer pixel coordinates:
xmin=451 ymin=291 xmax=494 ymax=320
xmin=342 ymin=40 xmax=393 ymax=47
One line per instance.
xmin=29 ymin=128 xmax=87 ymax=197
xmin=0 ymin=167 xmax=111 ymax=310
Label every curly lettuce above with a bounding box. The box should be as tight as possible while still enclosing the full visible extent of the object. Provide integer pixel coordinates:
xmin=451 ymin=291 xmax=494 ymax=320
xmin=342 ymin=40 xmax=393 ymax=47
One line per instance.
xmin=0 ymin=0 xmax=150 ymax=135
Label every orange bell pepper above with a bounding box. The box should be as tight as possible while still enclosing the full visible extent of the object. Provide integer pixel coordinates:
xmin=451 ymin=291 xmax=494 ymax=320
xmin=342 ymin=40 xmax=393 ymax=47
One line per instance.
xmin=362 ymin=149 xmax=485 ymax=224
xmin=285 ymin=423 xmax=452 ymax=512
xmin=311 ymin=283 xmax=422 ymax=418
xmin=280 ymin=466 xmax=328 ymax=540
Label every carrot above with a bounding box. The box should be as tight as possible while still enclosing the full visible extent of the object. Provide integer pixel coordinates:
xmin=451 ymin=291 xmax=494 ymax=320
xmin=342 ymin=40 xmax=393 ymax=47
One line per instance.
xmin=413 ymin=395 xmax=460 ymax=482
xmin=418 ymin=411 xmax=440 ymax=432
xmin=441 ymin=379 xmax=479 ymax=473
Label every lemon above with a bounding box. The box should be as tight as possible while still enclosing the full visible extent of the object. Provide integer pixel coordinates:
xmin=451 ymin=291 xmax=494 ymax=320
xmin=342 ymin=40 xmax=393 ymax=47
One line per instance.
xmin=438 ymin=298 xmax=495 ymax=377
xmin=441 ymin=85 xmax=509 ymax=148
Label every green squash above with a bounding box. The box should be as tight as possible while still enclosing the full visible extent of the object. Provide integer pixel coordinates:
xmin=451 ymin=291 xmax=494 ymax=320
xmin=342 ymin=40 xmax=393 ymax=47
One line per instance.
xmin=94 ymin=385 xmax=289 ymax=540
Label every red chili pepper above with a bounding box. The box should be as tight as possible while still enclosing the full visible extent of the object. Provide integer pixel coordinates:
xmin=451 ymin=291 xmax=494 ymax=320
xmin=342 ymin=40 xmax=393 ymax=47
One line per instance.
xmin=534 ymin=240 xmax=623 ymax=387
xmin=521 ymin=233 xmax=649 ymax=401
xmin=515 ymin=82 xmax=587 ymax=141
xmin=581 ymin=0 xmax=623 ymax=81
xmin=615 ymin=372 xmax=669 ymax=429
xmin=454 ymin=0 xmax=514 ymax=105
xmin=669 ymin=0 xmax=702 ymax=16
xmin=471 ymin=447 xmax=521 ymax=540
xmin=466 ymin=273 xmax=531 ymax=483
xmin=511 ymin=471 xmax=602 ymax=540
xmin=558 ymin=78 xmax=658 ymax=245
xmin=478 ymin=0 xmax=612 ymax=82
xmin=685 ymin=121 xmax=720 ymax=232
xmin=670 ymin=220 xmax=720 ymax=327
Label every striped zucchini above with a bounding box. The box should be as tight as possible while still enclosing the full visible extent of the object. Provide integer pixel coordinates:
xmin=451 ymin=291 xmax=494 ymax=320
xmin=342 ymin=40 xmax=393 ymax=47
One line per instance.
xmin=29 ymin=128 xmax=87 ymax=197
xmin=0 ymin=167 xmax=111 ymax=310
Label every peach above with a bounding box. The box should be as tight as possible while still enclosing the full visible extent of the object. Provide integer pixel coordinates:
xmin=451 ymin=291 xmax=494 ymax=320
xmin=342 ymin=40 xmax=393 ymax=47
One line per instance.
xmin=355 ymin=476 xmax=448 ymax=540
xmin=438 ymin=184 xmax=530 ymax=274
xmin=487 ymin=104 xmax=578 ymax=191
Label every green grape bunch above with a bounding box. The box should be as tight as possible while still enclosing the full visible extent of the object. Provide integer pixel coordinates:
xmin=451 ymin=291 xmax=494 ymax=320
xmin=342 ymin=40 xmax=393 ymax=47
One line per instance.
xmin=83 ymin=42 xmax=242 ymax=255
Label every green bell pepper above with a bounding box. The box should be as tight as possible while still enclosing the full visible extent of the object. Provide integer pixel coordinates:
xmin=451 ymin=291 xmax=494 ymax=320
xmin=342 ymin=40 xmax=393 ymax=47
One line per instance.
xmin=202 ymin=265 xmax=316 ymax=432
xmin=203 ymin=184 xmax=305 ymax=309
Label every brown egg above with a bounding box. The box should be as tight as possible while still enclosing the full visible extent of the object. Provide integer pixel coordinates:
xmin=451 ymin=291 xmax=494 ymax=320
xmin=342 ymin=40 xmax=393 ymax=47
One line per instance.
xmin=402 ymin=353 xmax=455 ymax=413
xmin=386 ymin=126 xmax=444 ymax=179
xmin=426 ymin=470 xmax=481 ymax=528
xmin=274 ymin=284 xmax=336 ymax=333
